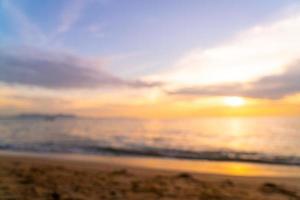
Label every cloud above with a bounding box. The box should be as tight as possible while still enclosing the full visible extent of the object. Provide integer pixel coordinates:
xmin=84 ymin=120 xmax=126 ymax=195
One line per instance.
xmin=0 ymin=46 xmax=159 ymax=89
xmin=56 ymin=0 xmax=88 ymax=34
xmin=1 ymin=0 xmax=95 ymax=49
xmin=1 ymin=0 xmax=46 ymax=44
xmin=170 ymin=61 xmax=300 ymax=99
xmin=87 ymin=24 xmax=105 ymax=38
xmin=147 ymin=12 xmax=300 ymax=87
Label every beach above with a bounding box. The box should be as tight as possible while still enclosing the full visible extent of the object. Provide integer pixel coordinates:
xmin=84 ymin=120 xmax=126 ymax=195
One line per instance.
xmin=0 ymin=152 xmax=300 ymax=200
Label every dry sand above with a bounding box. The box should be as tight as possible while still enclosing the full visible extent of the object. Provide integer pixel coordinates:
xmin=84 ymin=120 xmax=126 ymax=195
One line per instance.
xmin=0 ymin=153 xmax=300 ymax=200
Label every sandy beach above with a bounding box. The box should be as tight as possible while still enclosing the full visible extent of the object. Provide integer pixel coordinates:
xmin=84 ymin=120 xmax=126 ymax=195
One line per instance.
xmin=0 ymin=152 xmax=299 ymax=200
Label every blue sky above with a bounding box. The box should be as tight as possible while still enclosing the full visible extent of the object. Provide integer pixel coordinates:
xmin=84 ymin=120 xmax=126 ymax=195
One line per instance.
xmin=1 ymin=0 xmax=297 ymax=77
xmin=1 ymin=0 xmax=300 ymax=117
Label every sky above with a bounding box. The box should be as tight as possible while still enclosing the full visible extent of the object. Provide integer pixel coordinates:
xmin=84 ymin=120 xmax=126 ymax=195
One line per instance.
xmin=1 ymin=0 xmax=300 ymax=118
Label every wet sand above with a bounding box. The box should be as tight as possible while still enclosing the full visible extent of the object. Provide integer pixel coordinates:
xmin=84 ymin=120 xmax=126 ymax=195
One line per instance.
xmin=0 ymin=153 xmax=300 ymax=200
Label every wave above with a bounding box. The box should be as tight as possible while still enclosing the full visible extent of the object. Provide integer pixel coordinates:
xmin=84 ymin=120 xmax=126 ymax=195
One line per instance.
xmin=0 ymin=142 xmax=300 ymax=166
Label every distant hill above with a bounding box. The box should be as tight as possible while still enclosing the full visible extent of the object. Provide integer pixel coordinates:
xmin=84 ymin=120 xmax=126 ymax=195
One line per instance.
xmin=11 ymin=113 xmax=77 ymax=121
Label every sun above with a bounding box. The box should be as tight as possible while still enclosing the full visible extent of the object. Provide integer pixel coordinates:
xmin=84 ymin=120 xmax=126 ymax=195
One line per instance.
xmin=223 ymin=96 xmax=246 ymax=107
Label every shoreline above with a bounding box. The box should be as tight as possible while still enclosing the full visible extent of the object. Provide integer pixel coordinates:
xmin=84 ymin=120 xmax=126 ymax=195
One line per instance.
xmin=1 ymin=145 xmax=299 ymax=166
xmin=1 ymin=150 xmax=300 ymax=178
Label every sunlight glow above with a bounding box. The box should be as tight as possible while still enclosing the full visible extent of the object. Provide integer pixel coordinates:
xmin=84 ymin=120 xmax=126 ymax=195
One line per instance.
xmin=224 ymin=96 xmax=246 ymax=107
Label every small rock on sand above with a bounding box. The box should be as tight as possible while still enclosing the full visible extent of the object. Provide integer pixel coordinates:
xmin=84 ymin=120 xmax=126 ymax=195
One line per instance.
xmin=176 ymin=173 xmax=192 ymax=179
xmin=260 ymin=182 xmax=299 ymax=199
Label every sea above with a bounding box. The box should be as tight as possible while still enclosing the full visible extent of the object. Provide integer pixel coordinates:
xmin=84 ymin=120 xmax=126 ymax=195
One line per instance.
xmin=0 ymin=116 xmax=300 ymax=167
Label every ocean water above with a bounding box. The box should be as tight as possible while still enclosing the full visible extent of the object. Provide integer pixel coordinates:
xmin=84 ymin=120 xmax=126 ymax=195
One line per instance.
xmin=0 ymin=117 xmax=299 ymax=165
